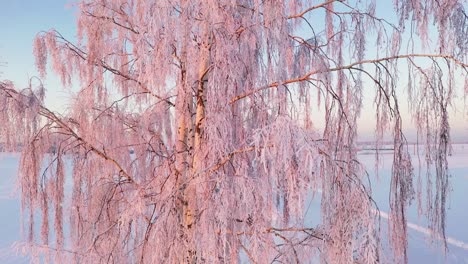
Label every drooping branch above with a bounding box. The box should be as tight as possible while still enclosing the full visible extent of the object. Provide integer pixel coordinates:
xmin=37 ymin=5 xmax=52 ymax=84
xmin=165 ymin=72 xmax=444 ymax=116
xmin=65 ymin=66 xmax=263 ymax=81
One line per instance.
xmin=37 ymin=30 xmax=176 ymax=107
xmin=230 ymin=54 xmax=467 ymax=104
xmin=0 ymin=84 xmax=136 ymax=184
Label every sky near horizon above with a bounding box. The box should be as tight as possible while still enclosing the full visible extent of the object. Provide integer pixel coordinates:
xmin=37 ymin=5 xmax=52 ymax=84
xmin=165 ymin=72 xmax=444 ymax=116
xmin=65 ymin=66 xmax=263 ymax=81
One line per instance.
xmin=0 ymin=1 xmax=467 ymax=141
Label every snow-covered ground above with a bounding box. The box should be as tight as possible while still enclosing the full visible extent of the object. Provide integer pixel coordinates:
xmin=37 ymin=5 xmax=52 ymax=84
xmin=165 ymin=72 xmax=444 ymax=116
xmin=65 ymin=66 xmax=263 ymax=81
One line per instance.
xmin=1 ymin=145 xmax=468 ymax=263
xmin=0 ymin=153 xmax=28 ymax=263
xmin=358 ymin=144 xmax=468 ymax=263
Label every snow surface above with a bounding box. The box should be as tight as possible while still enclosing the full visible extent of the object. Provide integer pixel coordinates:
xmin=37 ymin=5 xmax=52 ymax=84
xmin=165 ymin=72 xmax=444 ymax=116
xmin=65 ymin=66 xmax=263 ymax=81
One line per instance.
xmin=1 ymin=145 xmax=468 ymax=263
xmin=357 ymin=144 xmax=468 ymax=263
xmin=0 ymin=153 xmax=28 ymax=263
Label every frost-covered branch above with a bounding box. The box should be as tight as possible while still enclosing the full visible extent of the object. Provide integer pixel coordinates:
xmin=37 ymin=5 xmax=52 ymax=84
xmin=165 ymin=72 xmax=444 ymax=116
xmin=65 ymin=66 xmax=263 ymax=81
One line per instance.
xmin=230 ymin=54 xmax=466 ymax=104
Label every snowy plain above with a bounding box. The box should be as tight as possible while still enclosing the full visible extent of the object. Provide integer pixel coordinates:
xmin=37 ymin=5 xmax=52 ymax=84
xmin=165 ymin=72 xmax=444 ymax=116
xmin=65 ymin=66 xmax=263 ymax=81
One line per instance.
xmin=359 ymin=144 xmax=468 ymax=263
xmin=1 ymin=145 xmax=468 ymax=263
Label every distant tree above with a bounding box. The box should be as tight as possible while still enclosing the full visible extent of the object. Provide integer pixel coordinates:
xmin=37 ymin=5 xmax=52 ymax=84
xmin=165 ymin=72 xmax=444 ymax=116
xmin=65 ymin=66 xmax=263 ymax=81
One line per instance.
xmin=1 ymin=0 xmax=467 ymax=263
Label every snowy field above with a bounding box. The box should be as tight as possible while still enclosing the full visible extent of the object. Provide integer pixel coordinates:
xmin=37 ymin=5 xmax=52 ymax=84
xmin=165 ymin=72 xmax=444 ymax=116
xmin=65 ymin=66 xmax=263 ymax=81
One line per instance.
xmin=359 ymin=144 xmax=468 ymax=263
xmin=1 ymin=145 xmax=468 ymax=263
xmin=0 ymin=153 xmax=27 ymax=263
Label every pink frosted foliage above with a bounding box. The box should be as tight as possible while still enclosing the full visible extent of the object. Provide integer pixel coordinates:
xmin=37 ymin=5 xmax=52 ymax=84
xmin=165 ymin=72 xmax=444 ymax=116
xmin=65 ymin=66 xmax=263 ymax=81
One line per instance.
xmin=0 ymin=0 xmax=467 ymax=263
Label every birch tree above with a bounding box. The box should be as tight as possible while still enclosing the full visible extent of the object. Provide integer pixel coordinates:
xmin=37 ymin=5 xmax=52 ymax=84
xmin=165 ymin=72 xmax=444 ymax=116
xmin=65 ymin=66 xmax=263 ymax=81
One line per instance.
xmin=1 ymin=0 xmax=467 ymax=263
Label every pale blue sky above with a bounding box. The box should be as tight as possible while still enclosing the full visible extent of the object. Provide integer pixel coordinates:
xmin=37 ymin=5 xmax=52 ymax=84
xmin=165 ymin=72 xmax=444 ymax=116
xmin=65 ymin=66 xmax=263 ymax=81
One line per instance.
xmin=0 ymin=1 xmax=466 ymax=141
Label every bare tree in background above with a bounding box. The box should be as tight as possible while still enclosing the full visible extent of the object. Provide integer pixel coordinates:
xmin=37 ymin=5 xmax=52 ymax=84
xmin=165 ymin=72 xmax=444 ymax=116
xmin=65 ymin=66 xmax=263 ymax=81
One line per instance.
xmin=1 ymin=0 xmax=467 ymax=263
